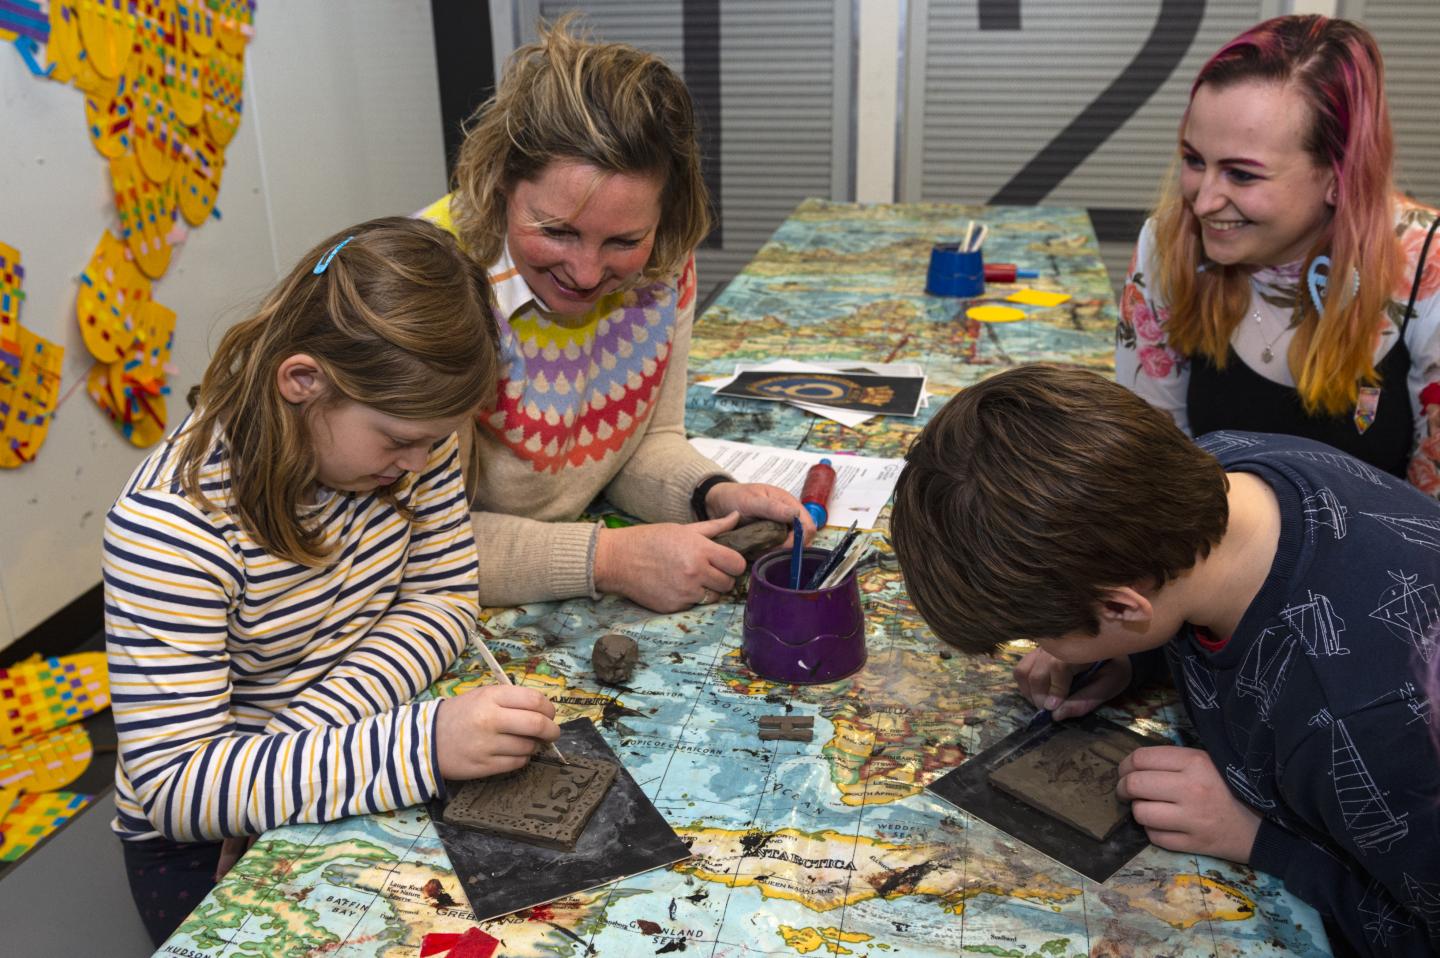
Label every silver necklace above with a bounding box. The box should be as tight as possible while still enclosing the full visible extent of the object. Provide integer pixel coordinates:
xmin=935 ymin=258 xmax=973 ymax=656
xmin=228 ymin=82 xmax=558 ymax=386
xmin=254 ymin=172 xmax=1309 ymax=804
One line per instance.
xmin=1253 ymin=309 xmax=1287 ymax=364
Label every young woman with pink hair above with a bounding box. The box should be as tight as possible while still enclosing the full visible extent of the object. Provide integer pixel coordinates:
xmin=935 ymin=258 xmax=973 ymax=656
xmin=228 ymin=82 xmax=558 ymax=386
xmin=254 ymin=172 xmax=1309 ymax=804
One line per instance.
xmin=1117 ymin=14 xmax=1440 ymax=492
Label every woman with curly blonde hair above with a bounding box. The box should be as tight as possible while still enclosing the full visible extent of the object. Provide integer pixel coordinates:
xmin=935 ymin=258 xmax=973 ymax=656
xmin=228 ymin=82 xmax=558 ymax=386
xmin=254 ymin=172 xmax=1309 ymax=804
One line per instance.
xmin=1117 ymin=14 xmax=1440 ymax=492
xmin=419 ymin=17 xmax=811 ymax=613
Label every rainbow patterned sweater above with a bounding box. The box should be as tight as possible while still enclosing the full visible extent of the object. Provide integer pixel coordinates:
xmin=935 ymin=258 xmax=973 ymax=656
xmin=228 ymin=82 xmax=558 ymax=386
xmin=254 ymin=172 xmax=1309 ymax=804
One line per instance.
xmin=419 ymin=196 xmax=726 ymax=605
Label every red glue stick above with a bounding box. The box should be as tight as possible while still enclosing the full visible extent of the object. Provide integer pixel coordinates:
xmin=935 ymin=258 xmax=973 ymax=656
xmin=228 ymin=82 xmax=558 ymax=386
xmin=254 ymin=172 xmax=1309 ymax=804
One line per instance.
xmin=801 ymin=458 xmax=836 ymax=527
xmin=983 ymin=263 xmax=1040 ymax=282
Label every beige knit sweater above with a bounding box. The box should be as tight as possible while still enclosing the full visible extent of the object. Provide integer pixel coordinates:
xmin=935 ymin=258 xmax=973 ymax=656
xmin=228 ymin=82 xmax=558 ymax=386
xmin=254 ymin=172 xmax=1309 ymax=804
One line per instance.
xmin=420 ymin=196 xmax=728 ymax=605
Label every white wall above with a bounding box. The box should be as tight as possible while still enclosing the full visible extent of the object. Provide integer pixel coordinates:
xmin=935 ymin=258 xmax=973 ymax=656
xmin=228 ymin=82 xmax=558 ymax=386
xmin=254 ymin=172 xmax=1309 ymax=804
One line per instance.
xmin=0 ymin=2 xmax=448 ymax=650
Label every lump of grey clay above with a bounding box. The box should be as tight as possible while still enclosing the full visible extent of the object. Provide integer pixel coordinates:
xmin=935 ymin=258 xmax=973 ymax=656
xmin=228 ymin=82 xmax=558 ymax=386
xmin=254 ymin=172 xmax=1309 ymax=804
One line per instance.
xmin=713 ymin=519 xmax=790 ymax=565
xmin=592 ymin=633 xmax=640 ymax=685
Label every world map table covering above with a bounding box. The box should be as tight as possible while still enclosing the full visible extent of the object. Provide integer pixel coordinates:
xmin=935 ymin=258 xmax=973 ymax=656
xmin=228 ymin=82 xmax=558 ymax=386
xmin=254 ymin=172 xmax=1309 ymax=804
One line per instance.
xmin=155 ymin=202 xmax=1333 ymax=957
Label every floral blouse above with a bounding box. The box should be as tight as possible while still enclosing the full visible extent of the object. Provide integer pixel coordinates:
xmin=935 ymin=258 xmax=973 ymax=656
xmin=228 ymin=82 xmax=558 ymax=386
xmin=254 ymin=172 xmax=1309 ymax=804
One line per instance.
xmin=1116 ymin=201 xmax=1440 ymax=498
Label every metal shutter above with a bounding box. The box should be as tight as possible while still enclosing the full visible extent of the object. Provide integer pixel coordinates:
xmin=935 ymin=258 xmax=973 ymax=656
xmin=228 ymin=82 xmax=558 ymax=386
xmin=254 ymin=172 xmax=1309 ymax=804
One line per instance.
xmin=1352 ymin=0 xmax=1440 ymax=206
xmin=901 ymin=0 xmax=1279 ymax=291
xmin=510 ymin=0 xmax=854 ymax=305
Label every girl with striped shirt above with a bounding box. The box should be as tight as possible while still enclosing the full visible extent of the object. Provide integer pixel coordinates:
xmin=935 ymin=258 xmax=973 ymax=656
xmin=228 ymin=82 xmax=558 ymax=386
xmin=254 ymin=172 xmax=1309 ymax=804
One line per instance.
xmin=104 ymin=218 xmax=561 ymax=945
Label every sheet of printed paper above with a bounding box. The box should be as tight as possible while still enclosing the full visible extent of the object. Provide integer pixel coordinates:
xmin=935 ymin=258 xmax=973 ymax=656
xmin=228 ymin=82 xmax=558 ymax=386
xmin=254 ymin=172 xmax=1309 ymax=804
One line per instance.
xmin=689 ymin=436 xmax=903 ymax=529
xmin=704 ymin=359 xmax=930 ymax=426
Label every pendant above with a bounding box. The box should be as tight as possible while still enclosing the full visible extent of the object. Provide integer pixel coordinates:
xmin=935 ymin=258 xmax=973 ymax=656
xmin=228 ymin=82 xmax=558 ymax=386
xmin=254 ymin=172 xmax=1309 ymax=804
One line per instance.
xmin=1261 ymin=346 xmax=1274 ymax=363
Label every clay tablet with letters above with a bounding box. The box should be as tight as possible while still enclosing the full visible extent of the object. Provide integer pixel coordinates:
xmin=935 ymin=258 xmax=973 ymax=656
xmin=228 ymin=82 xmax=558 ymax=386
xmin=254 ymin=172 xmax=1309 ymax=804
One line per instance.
xmin=987 ymin=725 xmax=1137 ymax=841
xmin=443 ymin=754 xmax=618 ymax=850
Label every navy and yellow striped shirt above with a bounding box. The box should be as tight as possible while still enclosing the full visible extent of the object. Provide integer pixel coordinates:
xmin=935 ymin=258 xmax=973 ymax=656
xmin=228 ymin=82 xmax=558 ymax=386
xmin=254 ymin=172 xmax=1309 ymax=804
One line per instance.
xmin=104 ymin=418 xmax=479 ymax=842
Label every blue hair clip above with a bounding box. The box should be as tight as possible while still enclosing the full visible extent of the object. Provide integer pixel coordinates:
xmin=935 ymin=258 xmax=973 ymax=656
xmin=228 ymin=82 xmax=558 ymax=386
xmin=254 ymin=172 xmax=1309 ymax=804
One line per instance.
xmin=313 ymin=236 xmax=355 ymax=275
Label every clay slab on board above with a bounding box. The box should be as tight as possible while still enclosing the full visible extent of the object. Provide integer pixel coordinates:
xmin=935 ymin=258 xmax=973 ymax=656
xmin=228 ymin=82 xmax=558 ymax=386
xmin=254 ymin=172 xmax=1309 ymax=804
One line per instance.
xmin=987 ymin=726 xmax=1137 ymax=841
xmin=443 ymin=754 xmax=617 ymax=850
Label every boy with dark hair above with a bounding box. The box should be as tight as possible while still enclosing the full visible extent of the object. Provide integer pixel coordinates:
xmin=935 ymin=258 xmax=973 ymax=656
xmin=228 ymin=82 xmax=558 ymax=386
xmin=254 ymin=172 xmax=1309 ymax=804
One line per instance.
xmin=891 ymin=364 xmax=1439 ymax=958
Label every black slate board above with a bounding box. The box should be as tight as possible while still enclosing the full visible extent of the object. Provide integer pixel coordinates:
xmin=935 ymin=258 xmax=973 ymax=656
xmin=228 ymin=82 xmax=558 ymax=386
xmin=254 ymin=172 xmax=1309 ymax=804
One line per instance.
xmin=431 ymin=718 xmax=691 ymax=921
xmin=926 ymin=713 xmax=1164 ymax=883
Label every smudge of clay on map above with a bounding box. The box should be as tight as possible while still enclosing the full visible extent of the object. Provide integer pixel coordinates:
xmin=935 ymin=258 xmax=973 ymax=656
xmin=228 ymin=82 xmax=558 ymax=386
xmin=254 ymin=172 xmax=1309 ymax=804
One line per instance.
xmin=986 ymin=726 xmax=1139 ymax=841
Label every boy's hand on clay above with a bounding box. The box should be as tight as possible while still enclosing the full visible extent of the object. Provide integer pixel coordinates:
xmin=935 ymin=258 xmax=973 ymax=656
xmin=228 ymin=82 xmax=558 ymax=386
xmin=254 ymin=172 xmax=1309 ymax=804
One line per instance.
xmin=436 ymin=685 xmax=560 ymax=780
xmin=1013 ymin=650 xmax=1130 ymax=720
xmin=594 ymin=515 xmax=748 ymax=613
xmin=703 ymin=482 xmax=817 ymax=544
xmin=1116 ymin=745 xmax=1261 ymax=863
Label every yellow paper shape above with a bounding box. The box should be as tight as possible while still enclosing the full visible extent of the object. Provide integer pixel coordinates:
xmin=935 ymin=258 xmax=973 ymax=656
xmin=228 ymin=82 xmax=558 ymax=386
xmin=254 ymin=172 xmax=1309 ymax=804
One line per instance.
xmin=0 ymin=654 xmax=110 ymax=749
xmin=131 ymin=46 xmax=179 ymax=185
xmin=0 ymin=242 xmax=22 ymax=374
xmin=111 ymin=154 xmax=175 ymax=279
xmin=169 ymin=30 xmax=207 ymax=126
xmin=175 ymin=126 xmax=224 ymax=226
xmin=203 ymin=45 xmax=244 ymax=147
xmin=83 ymin=72 xmax=134 ymax=159
xmin=0 ymin=792 xmax=91 ymax=863
xmin=966 ymin=305 xmax=1027 ymax=323
xmin=77 ymin=0 xmax=135 ymax=80
xmin=0 ymin=327 xmax=65 ymax=469
xmin=0 ymin=724 xmax=93 ymax=794
xmin=49 ymin=2 xmax=109 ymax=94
xmin=77 ymin=230 xmax=151 ymax=364
xmin=178 ymin=0 xmax=216 ymax=56
xmin=1007 ymin=289 xmax=1072 ymax=308
xmin=213 ymin=0 xmax=254 ymax=56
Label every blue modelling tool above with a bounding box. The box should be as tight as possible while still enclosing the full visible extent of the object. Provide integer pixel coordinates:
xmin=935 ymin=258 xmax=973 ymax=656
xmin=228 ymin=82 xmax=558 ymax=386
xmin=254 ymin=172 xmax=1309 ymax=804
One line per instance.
xmin=788 ymin=516 xmax=805 ymax=590
xmin=805 ymin=521 xmax=859 ymax=589
xmin=1023 ymin=660 xmax=1107 ymax=732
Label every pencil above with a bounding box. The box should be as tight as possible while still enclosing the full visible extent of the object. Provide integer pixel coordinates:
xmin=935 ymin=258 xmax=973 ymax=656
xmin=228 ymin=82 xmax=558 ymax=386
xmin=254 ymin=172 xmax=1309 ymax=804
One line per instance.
xmin=882 ymin=333 xmax=911 ymax=364
xmin=470 ymin=627 xmax=569 ymax=765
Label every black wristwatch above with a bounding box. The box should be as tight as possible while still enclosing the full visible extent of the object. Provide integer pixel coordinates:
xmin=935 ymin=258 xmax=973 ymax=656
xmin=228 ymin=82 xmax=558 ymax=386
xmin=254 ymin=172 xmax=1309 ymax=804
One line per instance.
xmin=690 ymin=475 xmax=731 ymax=521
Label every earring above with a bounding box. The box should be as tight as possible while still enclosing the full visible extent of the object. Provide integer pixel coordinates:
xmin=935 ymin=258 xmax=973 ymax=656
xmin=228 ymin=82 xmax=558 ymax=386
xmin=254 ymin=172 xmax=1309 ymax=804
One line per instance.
xmin=1307 ymin=255 xmax=1360 ymax=315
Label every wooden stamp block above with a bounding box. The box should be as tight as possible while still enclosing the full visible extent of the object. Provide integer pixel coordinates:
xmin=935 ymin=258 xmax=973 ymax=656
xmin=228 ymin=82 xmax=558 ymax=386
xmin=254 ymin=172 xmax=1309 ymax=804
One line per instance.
xmin=442 ymin=754 xmax=618 ymax=850
xmin=758 ymin=715 xmax=814 ymax=741
xmin=986 ymin=726 xmax=1142 ymax=841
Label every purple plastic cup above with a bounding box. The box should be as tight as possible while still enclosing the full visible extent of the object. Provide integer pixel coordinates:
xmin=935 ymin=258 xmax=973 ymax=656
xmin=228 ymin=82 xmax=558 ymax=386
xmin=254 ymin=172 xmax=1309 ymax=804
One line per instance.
xmin=742 ymin=547 xmax=866 ymax=684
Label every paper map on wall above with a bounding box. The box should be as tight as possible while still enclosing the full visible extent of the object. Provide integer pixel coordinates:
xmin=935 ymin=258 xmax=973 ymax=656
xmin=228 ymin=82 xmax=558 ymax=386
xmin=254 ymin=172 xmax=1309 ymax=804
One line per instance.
xmin=13 ymin=1 xmax=258 ymax=450
xmin=0 ymin=244 xmax=65 ymax=468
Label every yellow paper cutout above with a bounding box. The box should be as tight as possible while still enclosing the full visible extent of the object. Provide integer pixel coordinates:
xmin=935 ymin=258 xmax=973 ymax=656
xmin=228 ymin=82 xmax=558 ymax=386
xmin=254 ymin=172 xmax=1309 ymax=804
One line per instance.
xmin=0 ymin=791 xmax=91 ymax=863
xmin=169 ymin=29 xmax=207 ymax=126
xmin=175 ymin=127 xmax=224 ymax=226
xmin=203 ymin=45 xmax=244 ymax=147
xmin=213 ymin=0 xmax=254 ymax=56
xmin=1006 ymin=289 xmax=1072 ymax=308
xmin=966 ymin=304 xmax=1027 ymax=323
xmin=83 ymin=72 xmax=135 ymax=158
xmin=178 ymin=0 xmax=216 ymax=56
xmin=0 ymin=654 xmax=109 ymax=749
xmin=77 ymin=230 xmax=150 ymax=364
xmin=76 ymin=0 xmax=135 ymax=80
xmin=131 ymin=46 xmax=179 ymax=184
xmin=0 ymin=328 xmax=65 ymax=469
xmin=48 ymin=2 xmax=109 ymax=95
xmin=0 ymin=242 xmax=22 ymax=374
xmin=0 ymin=723 xmax=93 ymax=794
xmin=110 ymin=153 xmax=175 ymax=278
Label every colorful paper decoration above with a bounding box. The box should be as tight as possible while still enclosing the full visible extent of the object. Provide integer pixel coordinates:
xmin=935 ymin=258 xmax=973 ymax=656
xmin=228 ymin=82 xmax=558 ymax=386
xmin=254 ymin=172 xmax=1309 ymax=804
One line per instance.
xmin=0 ymin=791 xmax=91 ymax=862
xmin=111 ymin=152 xmax=175 ymax=278
xmin=0 ymin=654 xmax=110 ymax=749
xmin=202 ymin=44 xmax=243 ymax=147
xmin=0 ymin=1 xmax=49 ymax=45
xmin=0 ymin=242 xmax=23 ymax=375
xmin=0 ymin=723 xmax=93 ymax=794
xmin=175 ymin=127 xmax=223 ymax=226
xmin=75 ymin=0 xmax=135 ymax=80
xmin=77 ymin=230 xmax=150 ymax=364
xmin=47 ymin=2 xmax=107 ymax=94
xmin=0 ymin=327 xmax=65 ymax=468
xmin=0 ymin=247 xmax=66 ymax=469
xmin=33 ymin=1 xmax=258 ymax=449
